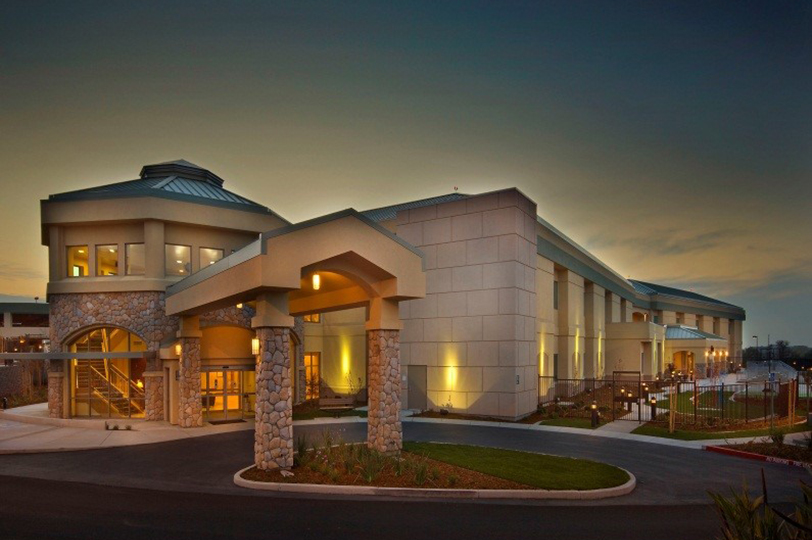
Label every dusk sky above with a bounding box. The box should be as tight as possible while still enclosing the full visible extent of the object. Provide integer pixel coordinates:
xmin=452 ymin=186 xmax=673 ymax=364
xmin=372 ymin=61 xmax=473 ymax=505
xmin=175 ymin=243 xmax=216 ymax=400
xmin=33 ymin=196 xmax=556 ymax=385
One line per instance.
xmin=0 ymin=1 xmax=809 ymax=345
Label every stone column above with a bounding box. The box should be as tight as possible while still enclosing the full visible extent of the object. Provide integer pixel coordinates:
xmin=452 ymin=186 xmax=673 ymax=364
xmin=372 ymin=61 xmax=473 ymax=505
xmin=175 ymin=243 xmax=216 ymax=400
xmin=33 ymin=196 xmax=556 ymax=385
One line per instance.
xmin=177 ymin=337 xmax=202 ymax=427
xmin=367 ymin=329 xmax=402 ymax=454
xmin=144 ymin=371 xmax=164 ymax=421
xmin=47 ymin=361 xmax=65 ymax=419
xmin=254 ymin=326 xmax=293 ymax=470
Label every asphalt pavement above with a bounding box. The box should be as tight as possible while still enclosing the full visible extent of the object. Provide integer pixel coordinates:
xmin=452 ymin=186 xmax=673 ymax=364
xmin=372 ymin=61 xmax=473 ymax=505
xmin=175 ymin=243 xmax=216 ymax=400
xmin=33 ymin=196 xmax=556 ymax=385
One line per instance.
xmin=0 ymin=422 xmax=806 ymax=539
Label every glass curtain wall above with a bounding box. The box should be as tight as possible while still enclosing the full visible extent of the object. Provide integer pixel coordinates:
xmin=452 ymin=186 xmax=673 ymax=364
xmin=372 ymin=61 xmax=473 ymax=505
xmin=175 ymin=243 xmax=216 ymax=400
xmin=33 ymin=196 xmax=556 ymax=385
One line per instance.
xmin=69 ymin=327 xmax=147 ymax=418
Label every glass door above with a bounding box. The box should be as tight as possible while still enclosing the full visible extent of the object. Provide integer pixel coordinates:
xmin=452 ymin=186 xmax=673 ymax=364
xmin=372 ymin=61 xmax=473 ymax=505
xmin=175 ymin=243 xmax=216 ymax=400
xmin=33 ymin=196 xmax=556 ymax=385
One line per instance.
xmin=202 ymin=368 xmax=255 ymax=422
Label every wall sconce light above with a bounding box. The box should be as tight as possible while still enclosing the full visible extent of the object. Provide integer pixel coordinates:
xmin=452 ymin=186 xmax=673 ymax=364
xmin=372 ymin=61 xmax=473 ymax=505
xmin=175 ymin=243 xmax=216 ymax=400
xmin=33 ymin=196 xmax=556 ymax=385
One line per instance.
xmin=174 ymin=343 xmax=181 ymax=356
xmin=251 ymin=338 xmax=260 ymax=355
xmin=312 ymin=273 xmax=320 ymax=291
xmin=236 ymin=303 xmax=243 ymax=309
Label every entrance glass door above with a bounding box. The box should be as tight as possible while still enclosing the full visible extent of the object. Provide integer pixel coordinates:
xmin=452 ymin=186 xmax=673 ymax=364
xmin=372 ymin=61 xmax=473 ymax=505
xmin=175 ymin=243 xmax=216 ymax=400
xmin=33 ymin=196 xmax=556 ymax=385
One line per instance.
xmin=201 ymin=368 xmax=256 ymax=423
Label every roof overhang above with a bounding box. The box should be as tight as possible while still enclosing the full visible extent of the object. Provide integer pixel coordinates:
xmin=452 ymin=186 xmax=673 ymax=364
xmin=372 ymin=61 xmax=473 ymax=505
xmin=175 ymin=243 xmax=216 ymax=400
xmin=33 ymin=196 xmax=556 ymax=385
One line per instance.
xmin=165 ymin=210 xmax=425 ymax=317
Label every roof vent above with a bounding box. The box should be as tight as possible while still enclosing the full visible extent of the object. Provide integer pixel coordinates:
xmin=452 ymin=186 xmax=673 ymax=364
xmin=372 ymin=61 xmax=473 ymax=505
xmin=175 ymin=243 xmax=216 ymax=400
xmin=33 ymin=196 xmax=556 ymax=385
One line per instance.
xmin=139 ymin=159 xmax=225 ymax=187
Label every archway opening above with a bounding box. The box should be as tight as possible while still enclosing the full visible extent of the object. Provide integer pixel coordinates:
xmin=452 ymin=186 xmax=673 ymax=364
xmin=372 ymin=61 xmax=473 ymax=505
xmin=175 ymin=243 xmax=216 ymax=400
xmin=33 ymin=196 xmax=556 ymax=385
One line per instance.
xmin=67 ymin=326 xmax=147 ymax=418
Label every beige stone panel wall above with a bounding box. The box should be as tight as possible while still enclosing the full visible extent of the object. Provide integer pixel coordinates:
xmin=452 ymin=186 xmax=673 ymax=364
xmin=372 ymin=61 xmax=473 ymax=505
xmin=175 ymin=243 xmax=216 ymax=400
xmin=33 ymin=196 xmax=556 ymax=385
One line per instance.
xmin=605 ymin=291 xmax=621 ymax=324
xmin=398 ymin=189 xmax=537 ymax=419
xmin=556 ymin=269 xmax=585 ymax=379
xmin=683 ymin=313 xmax=698 ymax=327
xmin=583 ymin=283 xmax=606 ymax=378
xmin=660 ymin=310 xmax=678 ymax=325
xmin=535 ymin=255 xmax=558 ymax=381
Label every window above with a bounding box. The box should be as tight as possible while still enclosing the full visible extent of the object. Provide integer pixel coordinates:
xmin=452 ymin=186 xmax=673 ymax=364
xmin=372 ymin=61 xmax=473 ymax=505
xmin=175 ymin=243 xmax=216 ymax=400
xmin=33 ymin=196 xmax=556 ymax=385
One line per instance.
xmin=126 ymin=244 xmax=145 ymax=275
xmin=68 ymin=327 xmax=146 ymax=419
xmin=303 ymin=313 xmax=321 ymax=323
xmin=553 ymin=281 xmax=559 ymax=310
xmin=165 ymin=244 xmax=191 ymax=276
xmin=67 ymin=246 xmax=88 ymax=277
xmin=653 ymin=315 xmax=660 ymax=324
xmin=96 ymin=245 xmax=118 ymax=276
xmin=676 ymin=312 xmax=684 ymax=324
xmin=304 ymin=352 xmax=320 ymax=400
xmin=12 ymin=313 xmax=48 ymax=327
xmin=553 ymin=353 xmax=559 ymax=379
xmin=199 ymin=247 xmax=224 ymax=268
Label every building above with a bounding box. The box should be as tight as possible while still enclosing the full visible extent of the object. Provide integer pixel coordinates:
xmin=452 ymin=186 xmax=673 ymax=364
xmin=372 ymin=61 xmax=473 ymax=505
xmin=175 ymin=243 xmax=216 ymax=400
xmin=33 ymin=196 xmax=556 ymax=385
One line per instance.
xmin=34 ymin=160 xmax=744 ymax=446
xmin=0 ymin=302 xmax=49 ymax=397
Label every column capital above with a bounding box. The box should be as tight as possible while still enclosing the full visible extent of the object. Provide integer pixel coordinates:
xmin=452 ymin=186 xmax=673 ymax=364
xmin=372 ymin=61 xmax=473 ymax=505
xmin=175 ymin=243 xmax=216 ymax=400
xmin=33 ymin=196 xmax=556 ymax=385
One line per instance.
xmin=176 ymin=315 xmax=202 ymax=339
xmin=252 ymin=292 xmax=294 ymax=329
xmin=365 ymin=297 xmax=402 ymax=331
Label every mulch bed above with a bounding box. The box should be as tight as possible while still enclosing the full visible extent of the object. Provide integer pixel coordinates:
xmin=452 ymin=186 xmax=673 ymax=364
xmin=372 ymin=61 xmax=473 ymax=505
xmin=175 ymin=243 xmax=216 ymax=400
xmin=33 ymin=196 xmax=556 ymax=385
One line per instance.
xmin=241 ymin=451 xmax=531 ymax=490
xmin=723 ymin=442 xmax=812 ymax=464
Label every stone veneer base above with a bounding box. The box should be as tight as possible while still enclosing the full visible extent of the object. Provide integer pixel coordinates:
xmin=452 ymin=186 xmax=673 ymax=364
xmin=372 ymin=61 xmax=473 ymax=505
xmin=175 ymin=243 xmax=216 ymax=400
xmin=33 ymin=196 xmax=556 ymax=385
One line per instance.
xmin=232 ymin=465 xmax=636 ymax=500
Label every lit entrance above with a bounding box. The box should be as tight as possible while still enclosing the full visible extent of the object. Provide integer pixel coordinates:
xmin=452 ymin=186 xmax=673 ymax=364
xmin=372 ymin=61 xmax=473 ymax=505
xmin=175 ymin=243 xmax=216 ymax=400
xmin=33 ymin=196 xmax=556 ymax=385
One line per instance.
xmin=200 ymin=367 xmax=256 ymax=423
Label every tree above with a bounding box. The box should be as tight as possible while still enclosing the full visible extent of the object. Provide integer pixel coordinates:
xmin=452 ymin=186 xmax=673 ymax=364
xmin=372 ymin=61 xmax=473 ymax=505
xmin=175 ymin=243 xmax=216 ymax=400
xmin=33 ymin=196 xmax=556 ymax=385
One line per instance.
xmin=742 ymin=347 xmax=761 ymax=364
xmin=775 ymin=340 xmax=791 ymax=362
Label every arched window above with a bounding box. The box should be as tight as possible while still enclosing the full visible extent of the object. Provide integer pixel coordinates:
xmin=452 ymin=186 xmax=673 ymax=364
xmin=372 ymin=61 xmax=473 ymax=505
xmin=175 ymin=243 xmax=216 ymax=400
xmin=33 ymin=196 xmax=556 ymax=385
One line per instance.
xmin=68 ymin=327 xmax=147 ymax=419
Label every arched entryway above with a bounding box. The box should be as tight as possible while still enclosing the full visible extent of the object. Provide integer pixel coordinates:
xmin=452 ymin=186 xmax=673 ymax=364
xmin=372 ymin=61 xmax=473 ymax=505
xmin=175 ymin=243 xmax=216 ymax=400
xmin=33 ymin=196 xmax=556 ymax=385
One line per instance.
xmin=66 ymin=326 xmax=148 ymax=418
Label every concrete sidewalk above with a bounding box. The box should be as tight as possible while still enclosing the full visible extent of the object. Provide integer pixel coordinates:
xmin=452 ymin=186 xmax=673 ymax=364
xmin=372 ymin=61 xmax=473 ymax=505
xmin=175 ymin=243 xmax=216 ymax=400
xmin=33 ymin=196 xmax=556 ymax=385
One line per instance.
xmin=1 ymin=403 xmax=807 ymax=454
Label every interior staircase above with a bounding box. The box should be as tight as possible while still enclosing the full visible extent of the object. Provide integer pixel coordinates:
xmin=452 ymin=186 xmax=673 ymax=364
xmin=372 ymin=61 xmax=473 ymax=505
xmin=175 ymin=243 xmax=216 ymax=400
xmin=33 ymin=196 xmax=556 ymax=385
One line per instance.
xmin=75 ymin=359 xmax=145 ymax=416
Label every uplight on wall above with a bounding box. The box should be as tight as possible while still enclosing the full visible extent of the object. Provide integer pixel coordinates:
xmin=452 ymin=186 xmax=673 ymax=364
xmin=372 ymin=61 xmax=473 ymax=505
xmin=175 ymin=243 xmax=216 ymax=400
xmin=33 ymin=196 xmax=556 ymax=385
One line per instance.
xmin=312 ymin=273 xmax=321 ymax=291
xmin=251 ymin=338 xmax=260 ymax=355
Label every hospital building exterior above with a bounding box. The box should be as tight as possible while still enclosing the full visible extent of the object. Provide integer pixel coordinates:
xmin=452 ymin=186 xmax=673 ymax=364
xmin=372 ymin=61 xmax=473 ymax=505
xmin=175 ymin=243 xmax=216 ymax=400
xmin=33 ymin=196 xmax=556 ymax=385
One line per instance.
xmin=31 ymin=159 xmax=744 ymax=465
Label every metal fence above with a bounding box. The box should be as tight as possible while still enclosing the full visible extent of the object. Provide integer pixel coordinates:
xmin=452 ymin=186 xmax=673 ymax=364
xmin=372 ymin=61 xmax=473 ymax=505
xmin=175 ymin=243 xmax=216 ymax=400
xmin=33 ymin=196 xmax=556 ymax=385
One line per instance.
xmin=539 ymin=374 xmax=807 ymax=426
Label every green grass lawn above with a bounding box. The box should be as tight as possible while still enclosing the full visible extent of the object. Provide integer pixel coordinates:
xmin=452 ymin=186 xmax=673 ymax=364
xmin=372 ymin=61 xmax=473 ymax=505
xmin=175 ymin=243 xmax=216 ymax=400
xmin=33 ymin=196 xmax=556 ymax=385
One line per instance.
xmin=403 ymin=442 xmax=630 ymax=490
xmin=538 ymin=417 xmax=600 ymax=430
xmin=655 ymin=389 xmax=766 ymax=420
xmin=292 ymin=409 xmax=367 ymax=421
xmin=631 ymin=422 xmax=809 ymax=441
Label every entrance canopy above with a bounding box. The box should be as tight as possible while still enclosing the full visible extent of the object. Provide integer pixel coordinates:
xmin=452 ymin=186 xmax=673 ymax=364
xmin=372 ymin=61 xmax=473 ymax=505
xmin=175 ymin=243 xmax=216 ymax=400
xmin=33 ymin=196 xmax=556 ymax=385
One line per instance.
xmin=165 ymin=210 xmax=426 ymax=324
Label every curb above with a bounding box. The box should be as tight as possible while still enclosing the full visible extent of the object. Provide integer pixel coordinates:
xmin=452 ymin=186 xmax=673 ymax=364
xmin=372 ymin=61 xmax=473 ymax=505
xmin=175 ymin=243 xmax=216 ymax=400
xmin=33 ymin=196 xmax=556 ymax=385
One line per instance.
xmin=705 ymin=445 xmax=812 ymax=469
xmin=232 ymin=465 xmax=636 ymax=500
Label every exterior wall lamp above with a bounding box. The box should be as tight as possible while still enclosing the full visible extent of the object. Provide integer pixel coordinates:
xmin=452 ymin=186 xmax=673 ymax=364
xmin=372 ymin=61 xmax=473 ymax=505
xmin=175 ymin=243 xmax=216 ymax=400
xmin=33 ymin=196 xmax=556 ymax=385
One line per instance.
xmin=174 ymin=343 xmax=181 ymax=356
xmin=312 ymin=273 xmax=320 ymax=291
xmin=251 ymin=338 xmax=260 ymax=356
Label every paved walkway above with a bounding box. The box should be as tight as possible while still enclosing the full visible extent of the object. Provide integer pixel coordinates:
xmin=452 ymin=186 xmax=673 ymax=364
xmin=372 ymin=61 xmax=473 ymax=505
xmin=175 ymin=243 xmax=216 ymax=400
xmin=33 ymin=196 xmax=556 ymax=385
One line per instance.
xmin=2 ymin=403 xmax=807 ymax=453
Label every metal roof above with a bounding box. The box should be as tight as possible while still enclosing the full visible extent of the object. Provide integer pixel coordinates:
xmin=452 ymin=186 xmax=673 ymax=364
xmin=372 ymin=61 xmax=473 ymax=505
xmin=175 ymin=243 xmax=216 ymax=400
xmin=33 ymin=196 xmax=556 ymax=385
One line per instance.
xmin=629 ymin=279 xmax=742 ymax=309
xmin=664 ymin=325 xmax=725 ymax=340
xmin=48 ymin=160 xmax=281 ymax=218
xmin=361 ymin=193 xmax=469 ymax=222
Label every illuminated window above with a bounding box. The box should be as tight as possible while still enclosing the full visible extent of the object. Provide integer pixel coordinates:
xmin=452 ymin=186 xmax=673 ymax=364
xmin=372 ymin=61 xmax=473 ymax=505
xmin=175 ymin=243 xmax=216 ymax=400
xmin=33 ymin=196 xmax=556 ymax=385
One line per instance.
xmin=67 ymin=246 xmax=88 ymax=277
xmin=304 ymin=352 xmax=321 ymax=400
xmin=126 ymin=244 xmax=145 ymax=275
xmin=303 ymin=313 xmax=321 ymax=323
xmin=96 ymin=245 xmax=118 ymax=276
xmin=165 ymin=244 xmax=191 ymax=276
xmin=200 ymin=247 xmax=224 ymax=268
xmin=68 ymin=327 xmax=146 ymax=419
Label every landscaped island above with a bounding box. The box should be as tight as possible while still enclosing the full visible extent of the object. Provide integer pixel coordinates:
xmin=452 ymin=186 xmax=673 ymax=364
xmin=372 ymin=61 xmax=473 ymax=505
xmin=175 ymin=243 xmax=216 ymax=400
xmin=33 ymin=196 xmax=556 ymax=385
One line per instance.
xmin=240 ymin=439 xmax=630 ymax=491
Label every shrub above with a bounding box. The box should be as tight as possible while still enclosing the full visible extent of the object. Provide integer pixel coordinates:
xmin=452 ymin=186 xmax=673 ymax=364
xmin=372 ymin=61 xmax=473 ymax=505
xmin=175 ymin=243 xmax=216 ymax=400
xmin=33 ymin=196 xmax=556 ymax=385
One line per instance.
xmin=430 ymin=467 xmax=440 ymax=482
xmin=447 ymin=474 xmax=459 ymax=488
xmin=357 ymin=448 xmax=386 ymax=483
xmin=413 ymin=459 xmax=428 ymax=486
xmin=295 ymin=435 xmax=309 ymax=466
